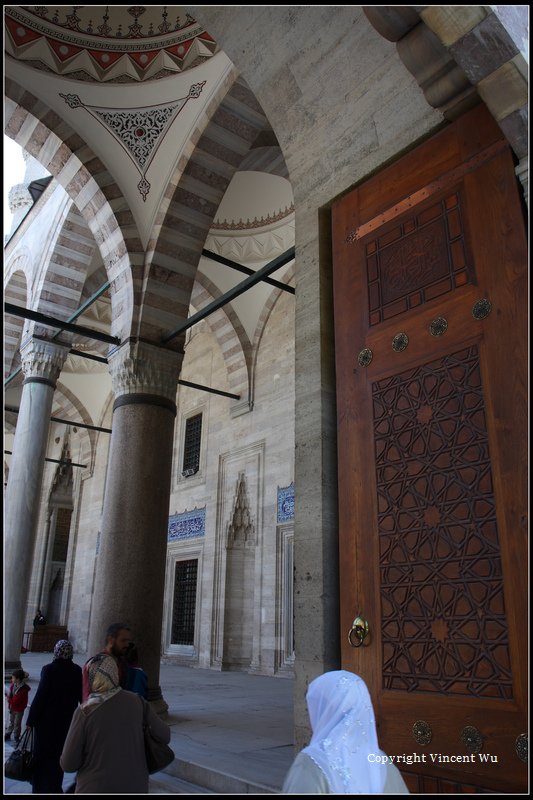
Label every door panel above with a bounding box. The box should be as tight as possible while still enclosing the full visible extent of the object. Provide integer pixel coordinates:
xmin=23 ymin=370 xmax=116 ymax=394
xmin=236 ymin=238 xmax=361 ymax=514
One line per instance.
xmin=332 ymin=105 xmax=527 ymax=793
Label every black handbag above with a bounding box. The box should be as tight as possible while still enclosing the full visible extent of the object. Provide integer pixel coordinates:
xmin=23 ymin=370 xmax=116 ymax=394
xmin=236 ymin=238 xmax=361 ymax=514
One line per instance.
xmin=142 ymin=698 xmax=174 ymax=774
xmin=5 ymin=727 xmax=34 ymax=782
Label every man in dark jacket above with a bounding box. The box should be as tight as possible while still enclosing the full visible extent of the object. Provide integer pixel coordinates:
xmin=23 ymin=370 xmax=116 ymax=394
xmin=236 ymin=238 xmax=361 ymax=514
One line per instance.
xmin=26 ymin=639 xmax=82 ymax=793
xmin=33 ymin=609 xmax=46 ymax=627
xmin=82 ymin=622 xmax=132 ymax=702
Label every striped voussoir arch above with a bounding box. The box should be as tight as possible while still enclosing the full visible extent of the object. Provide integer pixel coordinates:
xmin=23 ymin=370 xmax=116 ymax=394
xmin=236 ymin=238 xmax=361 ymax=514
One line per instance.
xmin=72 ymin=262 xmax=112 ymax=356
xmin=4 ymin=387 xmax=96 ymax=477
xmin=31 ymin=203 xmax=98 ymax=340
xmin=191 ymin=274 xmax=252 ymax=403
xmin=79 ymin=262 xmax=108 ymax=303
xmin=4 ymin=79 xmax=140 ymax=342
xmin=4 ymin=252 xmax=31 ymax=379
xmin=239 ymin=145 xmax=290 ymax=179
xmin=140 ymin=75 xmax=270 ymax=345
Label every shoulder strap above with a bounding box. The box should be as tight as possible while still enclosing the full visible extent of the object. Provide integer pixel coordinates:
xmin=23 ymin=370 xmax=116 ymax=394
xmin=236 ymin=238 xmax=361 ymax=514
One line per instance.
xmin=18 ymin=727 xmax=33 ymax=751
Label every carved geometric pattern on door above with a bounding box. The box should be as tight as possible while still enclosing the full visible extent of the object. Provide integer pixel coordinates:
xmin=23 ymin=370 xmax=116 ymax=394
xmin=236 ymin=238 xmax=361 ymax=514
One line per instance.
xmin=373 ymin=345 xmax=512 ymax=698
xmin=366 ymin=193 xmax=472 ymax=326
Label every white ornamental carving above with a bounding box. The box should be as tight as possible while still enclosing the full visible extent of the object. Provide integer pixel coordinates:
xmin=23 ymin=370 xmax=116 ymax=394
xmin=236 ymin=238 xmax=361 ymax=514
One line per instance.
xmin=108 ymin=342 xmax=182 ymax=402
xmin=227 ymin=473 xmax=255 ymax=547
xmin=20 ymin=339 xmax=70 ymax=383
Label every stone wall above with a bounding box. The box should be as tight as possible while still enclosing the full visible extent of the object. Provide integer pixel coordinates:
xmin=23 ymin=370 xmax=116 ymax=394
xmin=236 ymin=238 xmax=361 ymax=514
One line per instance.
xmin=188 ymin=4 xmax=444 ymax=747
xmin=162 ymin=286 xmax=295 ymax=675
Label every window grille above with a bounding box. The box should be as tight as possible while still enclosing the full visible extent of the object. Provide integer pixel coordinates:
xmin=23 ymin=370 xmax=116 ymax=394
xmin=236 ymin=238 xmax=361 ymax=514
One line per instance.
xmin=171 ymin=559 xmax=198 ymax=645
xmin=182 ymin=413 xmax=202 ymax=476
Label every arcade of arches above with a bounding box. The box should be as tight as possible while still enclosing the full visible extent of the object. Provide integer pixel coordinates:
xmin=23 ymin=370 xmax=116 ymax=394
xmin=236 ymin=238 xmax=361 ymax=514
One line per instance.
xmin=4 ymin=6 xmax=528 ymax=793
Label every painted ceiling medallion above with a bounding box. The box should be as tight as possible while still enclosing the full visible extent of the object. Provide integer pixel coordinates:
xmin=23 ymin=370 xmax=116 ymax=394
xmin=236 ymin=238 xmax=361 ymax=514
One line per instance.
xmin=5 ymin=6 xmax=218 ymax=83
xmin=60 ymin=82 xmax=206 ymax=199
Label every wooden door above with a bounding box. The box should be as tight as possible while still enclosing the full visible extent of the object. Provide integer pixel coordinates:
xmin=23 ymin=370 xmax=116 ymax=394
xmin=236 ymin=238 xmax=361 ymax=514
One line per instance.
xmin=332 ymin=105 xmax=528 ymax=793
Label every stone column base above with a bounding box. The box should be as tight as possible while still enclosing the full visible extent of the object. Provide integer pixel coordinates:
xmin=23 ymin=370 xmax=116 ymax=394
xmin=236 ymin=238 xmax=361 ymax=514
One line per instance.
xmin=4 ymin=659 xmax=23 ymax=674
xmin=148 ymin=693 xmax=170 ymax=719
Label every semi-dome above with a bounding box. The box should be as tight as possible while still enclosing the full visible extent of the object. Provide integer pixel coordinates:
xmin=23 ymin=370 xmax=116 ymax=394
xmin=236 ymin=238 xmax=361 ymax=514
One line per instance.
xmin=4 ymin=5 xmax=218 ymax=83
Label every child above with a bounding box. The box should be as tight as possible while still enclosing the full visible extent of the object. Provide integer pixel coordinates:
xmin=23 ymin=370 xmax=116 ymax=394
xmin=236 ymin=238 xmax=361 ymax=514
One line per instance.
xmin=5 ymin=669 xmax=31 ymax=745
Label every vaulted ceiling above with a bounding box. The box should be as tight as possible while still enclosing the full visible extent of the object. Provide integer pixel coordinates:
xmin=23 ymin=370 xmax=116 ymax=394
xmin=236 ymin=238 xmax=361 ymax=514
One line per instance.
xmin=4 ymin=5 xmax=295 ymax=447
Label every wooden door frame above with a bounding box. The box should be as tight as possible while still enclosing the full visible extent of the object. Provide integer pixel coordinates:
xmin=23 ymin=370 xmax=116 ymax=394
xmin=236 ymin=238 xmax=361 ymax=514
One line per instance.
xmin=331 ymin=104 xmax=528 ymax=793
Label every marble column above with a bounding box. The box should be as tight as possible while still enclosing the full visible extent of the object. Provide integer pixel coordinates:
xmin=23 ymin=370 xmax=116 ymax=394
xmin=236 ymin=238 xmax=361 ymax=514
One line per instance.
xmin=87 ymin=341 xmax=181 ymax=715
xmin=4 ymin=338 xmax=70 ymax=671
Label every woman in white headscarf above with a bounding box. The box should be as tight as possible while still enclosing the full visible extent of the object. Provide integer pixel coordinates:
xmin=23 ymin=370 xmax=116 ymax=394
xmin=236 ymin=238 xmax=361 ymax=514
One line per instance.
xmin=283 ymin=670 xmax=409 ymax=794
xmin=60 ymin=653 xmax=171 ymax=794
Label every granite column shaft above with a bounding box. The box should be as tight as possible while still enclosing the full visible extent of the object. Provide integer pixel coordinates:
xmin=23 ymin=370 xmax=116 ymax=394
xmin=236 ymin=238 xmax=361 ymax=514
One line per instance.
xmin=87 ymin=342 xmax=181 ymax=715
xmin=4 ymin=338 xmax=70 ymax=670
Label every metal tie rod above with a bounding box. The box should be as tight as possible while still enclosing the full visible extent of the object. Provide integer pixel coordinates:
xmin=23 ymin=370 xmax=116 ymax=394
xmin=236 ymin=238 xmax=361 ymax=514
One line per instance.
xmin=67 ymin=348 xmax=108 ymax=364
xmin=202 ymin=249 xmax=295 ymax=294
xmin=176 ymin=379 xmax=239 ymax=400
xmin=4 ymin=279 xmax=112 ymax=387
xmin=48 ymin=348 xmax=240 ymax=399
xmin=162 ymin=246 xmax=296 ymax=344
xmin=4 ymin=303 xmax=120 ymax=345
xmin=5 ymin=405 xmax=112 ymax=434
xmin=7 ymin=340 xmax=239 ymax=400
xmin=4 ymin=450 xmax=86 ymax=469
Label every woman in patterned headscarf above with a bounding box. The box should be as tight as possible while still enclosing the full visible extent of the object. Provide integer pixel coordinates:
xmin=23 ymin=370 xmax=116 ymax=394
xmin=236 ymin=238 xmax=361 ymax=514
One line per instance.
xmin=26 ymin=639 xmax=83 ymax=793
xmin=282 ymin=670 xmax=410 ymax=794
xmin=60 ymin=654 xmax=171 ymax=793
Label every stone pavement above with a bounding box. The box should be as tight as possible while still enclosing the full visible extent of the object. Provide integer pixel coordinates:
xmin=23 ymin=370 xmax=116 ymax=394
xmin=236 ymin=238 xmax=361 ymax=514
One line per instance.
xmin=4 ymin=653 xmax=295 ymax=795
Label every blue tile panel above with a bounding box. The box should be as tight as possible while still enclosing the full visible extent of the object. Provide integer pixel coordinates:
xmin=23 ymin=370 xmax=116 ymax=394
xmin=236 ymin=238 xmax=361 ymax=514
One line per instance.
xmin=277 ymin=483 xmax=294 ymax=523
xmin=168 ymin=507 xmax=206 ymax=541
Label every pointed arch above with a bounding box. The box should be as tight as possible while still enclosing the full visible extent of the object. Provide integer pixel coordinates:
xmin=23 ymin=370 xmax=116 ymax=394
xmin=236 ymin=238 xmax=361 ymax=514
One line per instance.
xmin=4 ymin=250 xmax=31 ymax=378
xmin=239 ymin=145 xmax=289 ymax=179
xmin=32 ymin=203 xmax=98 ymax=321
xmin=251 ymin=262 xmax=295 ymax=404
xmin=52 ymin=383 xmax=98 ymax=477
xmin=191 ymin=273 xmax=252 ymax=402
xmin=138 ymin=75 xmax=271 ymax=345
xmin=5 ymin=79 xmax=138 ymax=341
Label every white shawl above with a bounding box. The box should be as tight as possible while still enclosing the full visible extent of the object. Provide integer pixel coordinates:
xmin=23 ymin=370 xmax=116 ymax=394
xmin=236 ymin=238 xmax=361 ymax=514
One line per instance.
xmin=302 ymin=670 xmax=388 ymax=794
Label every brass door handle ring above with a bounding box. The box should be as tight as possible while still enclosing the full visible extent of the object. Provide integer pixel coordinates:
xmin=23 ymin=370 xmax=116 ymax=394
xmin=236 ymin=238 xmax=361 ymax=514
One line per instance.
xmin=348 ymin=615 xmax=369 ymax=647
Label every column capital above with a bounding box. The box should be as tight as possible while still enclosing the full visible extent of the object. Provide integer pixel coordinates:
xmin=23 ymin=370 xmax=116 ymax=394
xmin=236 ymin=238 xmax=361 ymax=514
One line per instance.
xmin=108 ymin=340 xmax=183 ymax=405
xmin=20 ymin=337 xmax=70 ymax=385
